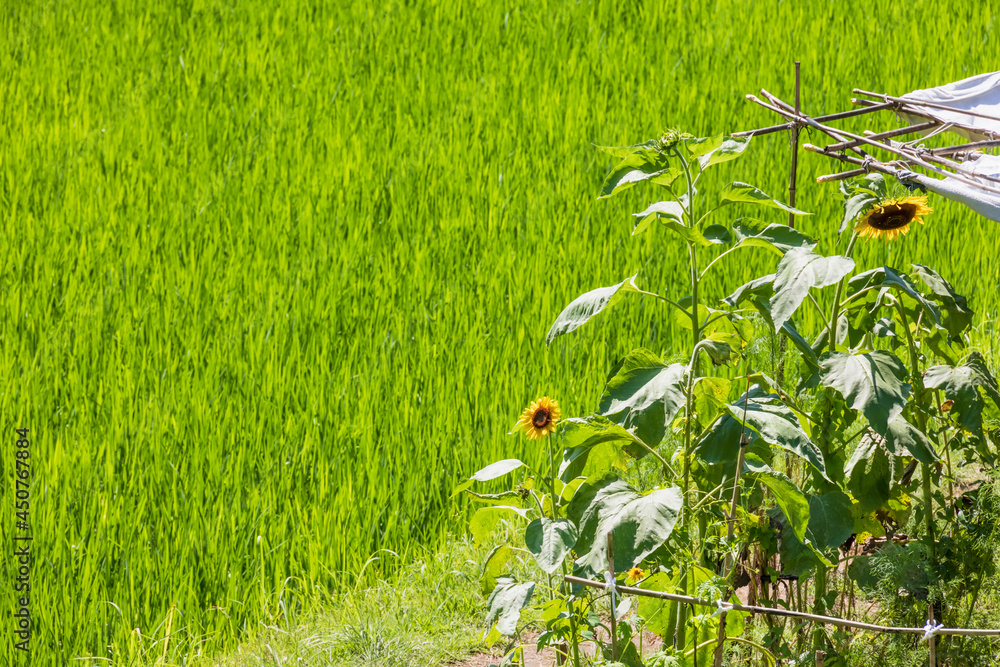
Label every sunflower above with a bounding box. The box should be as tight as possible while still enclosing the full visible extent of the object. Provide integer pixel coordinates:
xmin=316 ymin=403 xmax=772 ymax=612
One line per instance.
xmin=625 ymin=567 xmax=645 ymax=584
xmin=855 ymin=195 xmax=932 ymax=241
xmin=515 ymin=397 xmax=561 ymax=440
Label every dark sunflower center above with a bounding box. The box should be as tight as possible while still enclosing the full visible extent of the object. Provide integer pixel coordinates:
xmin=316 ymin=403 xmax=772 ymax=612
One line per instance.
xmin=532 ymin=408 xmax=551 ymax=428
xmin=868 ymin=203 xmax=917 ymax=230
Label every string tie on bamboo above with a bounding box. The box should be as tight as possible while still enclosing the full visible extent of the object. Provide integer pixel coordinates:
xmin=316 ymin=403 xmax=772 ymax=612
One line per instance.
xmin=712 ymin=599 xmax=734 ymax=618
xmin=862 ymin=156 xmax=876 ymax=173
xmin=604 ymin=570 xmax=619 ymax=610
xmin=921 ymin=620 xmax=945 ymax=642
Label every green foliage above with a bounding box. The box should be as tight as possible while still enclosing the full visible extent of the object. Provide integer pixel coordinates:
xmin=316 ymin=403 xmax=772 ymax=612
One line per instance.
xmin=485 ymin=578 xmax=535 ymax=638
xmin=525 ymin=517 xmax=579 ymax=574
xmin=567 ymin=476 xmax=683 ymax=578
xmin=547 ymin=276 xmax=640 ymax=344
xmin=770 ymin=248 xmax=855 ymax=331
xmin=720 ymin=182 xmax=812 ymax=215
xmin=470 ymin=119 xmax=1000 ymax=667
xmin=820 ymin=351 xmax=911 ymax=433
xmin=598 ymin=349 xmax=687 ymax=449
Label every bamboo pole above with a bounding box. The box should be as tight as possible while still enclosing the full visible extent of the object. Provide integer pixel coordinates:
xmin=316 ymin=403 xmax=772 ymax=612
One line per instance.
xmin=928 ymin=603 xmax=937 ymax=667
xmin=746 ymin=94 xmax=861 ymax=152
xmin=803 ymin=143 xmax=1000 ymax=195
xmin=749 ymin=94 xmax=1000 ymax=196
xmin=816 ymin=167 xmax=873 ymax=183
xmin=563 ymin=575 xmax=1000 ymax=637
xmin=607 ymin=534 xmax=618 ymax=662
xmin=931 ymin=139 xmax=1000 ymax=155
xmin=823 ymin=121 xmax=937 ymax=152
xmin=788 ymin=62 xmax=801 ymax=230
xmin=731 ymin=102 xmax=896 ymax=138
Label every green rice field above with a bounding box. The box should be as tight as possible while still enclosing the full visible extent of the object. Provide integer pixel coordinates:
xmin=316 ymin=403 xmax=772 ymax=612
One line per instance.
xmin=2 ymin=0 xmax=999 ymax=662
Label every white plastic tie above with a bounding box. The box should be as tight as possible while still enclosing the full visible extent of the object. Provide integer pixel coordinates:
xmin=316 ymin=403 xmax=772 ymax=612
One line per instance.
xmin=921 ymin=620 xmax=944 ymax=642
xmin=712 ymin=599 xmax=734 ymax=618
xmin=604 ymin=570 xmax=619 ymax=618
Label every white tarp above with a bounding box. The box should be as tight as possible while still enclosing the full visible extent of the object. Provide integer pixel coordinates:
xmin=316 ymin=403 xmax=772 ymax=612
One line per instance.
xmin=887 ymin=73 xmax=1000 ymax=221
xmin=957 ymin=153 xmax=1000 ymax=181
xmin=898 ymin=71 xmax=1000 ymax=141
xmin=896 ymin=168 xmax=1000 ymax=223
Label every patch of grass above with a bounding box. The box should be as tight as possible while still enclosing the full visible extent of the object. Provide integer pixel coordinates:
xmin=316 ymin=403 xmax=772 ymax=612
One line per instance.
xmin=209 ymin=537 xmax=488 ymax=667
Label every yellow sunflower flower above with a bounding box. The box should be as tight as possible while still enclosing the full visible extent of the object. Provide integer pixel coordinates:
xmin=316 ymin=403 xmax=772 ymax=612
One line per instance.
xmin=515 ymin=397 xmax=561 ymax=440
xmin=855 ymin=195 xmax=932 ymax=241
xmin=625 ymin=567 xmax=645 ymax=584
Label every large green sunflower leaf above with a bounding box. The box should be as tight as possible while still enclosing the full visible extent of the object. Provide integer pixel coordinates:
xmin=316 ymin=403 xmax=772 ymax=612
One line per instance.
xmin=924 ymin=352 xmax=1000 ymax=437
xmin=693 ymin=376 xmax=731 ymax=426
xmin=469 ymin=506 xmax=531 ymax=545
xmin=480 ymin=544 xmax=512 ymax=597
xmin=632 ymin=199 xmax=686 ymax=236
xmin=547 ymin=275 xmax=639 ymax=344
xmin=561 ymin=416 xmax=646 ymax=450
xmin=731 ymin=221 xmax=818 ymax=255
xmin=883 ymin=416 xmax=938 ymax=465
xmin=599 ymin=349 xmax=687 ymax=449
xmin=599 ymin=149 xmax=681 ymax=199
xmin=525 ymin=517 xmax=579 ymax=574
xmin=567 ymin=476 xmax=682 ymax=579
xmin=807 ymin=491 xmax=854 ymax=551
xmin=845 ymin=433 xmax=893 ymax=512
xmin=748 ymin=469 xmax=810 ymax=543
xmin=724 ymin=385 xmax=828 ymax=480
xmin=472 ymin=459 xmax=526 ymax=481
xmin=451 ymin=458 xmax=528 ymax=497
xmin=723 ymin=274 xmax=775 ymax=307
xmin=694 ymin=413 xmax=770 ymax=487
xmin=720 ymin=182 xmax=812 ymax=216
xmin=558 ymin=416 xmax=637 ymax=482
xmin=485 ymin=577 xmax=535 ymax=637
xmin=694 ymin=135 xmax=752 ymax=169
xmin=681 ymin=134 xmax=724 ymax=159
xmin=770 ymin=248 xmax=855 ymax=332
xmin=923 ymin=363 xmax=977 ymax=435
xmin=967 ymin=352 xmax=1000 ymax=408
xmin=846 ymin=266 xmax=941 ymax=326
xmin=771 ymin=507 xmax=835 ymax=576
xmin=819 ymin=350 xmax=910 ymax=434
xmin=911 ymin=264 xmax=974 ymax=337
xmin=635 ymin=572 xmax=677 ymax=636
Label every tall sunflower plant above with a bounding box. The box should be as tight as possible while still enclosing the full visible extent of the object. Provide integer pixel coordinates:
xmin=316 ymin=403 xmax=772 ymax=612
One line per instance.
xmin=457 ymin=132 xmax=1000 ymax=667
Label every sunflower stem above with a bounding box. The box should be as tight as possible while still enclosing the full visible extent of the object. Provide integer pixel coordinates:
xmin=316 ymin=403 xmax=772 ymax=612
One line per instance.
xmin=673 ymin=142 xmax=701 ymax=652
xmin=828 ymin=232 xmax=859 ymax=355
xmin=895 ymin=296 xmax=937 ymax=560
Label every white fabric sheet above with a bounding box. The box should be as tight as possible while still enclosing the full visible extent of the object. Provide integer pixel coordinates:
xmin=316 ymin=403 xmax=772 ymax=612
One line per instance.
xmin=897 ymin=169 xmax=1000 ymax=223
xmin=897 ymin=71 xmax=1000 ymax=141
xmin=957 ymin=153 xmax=1000 ymax=181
